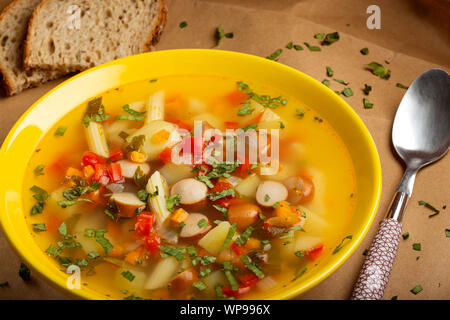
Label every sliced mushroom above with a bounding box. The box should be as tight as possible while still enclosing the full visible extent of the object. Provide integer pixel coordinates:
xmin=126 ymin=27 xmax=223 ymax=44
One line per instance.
xmin=255 ymin=180 xmax=288 ymax=207
xmin=179 ymin=213 xmax=211 ymax=238
xmin=110 ymin=192 xmax=146 ymax=218
xmin=284 ymin=175 xmax=314 ymax=205
xmin=117 ymin=160 xmax=150 ymax=179
xmin=228 ymin=203 xmax=261 ymax=231
xmin=170 ymin=178 xmax=208 ymax=205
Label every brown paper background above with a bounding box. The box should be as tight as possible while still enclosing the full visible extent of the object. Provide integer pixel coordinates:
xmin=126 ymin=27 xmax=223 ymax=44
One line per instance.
xmin=0 ymin=0 xmax=449 ymax=300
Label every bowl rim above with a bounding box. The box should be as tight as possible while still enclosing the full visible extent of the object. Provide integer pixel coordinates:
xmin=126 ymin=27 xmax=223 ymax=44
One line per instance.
xmin=0 ymin=49 xmax=382 ymax=300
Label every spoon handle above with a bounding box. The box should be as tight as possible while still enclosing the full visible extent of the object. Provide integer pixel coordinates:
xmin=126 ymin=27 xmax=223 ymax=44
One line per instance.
xmin=350 ymin=218 xmax=402 ymax=300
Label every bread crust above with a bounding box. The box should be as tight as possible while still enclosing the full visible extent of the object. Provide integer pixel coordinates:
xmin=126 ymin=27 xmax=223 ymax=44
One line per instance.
xmin=24 ymin=0 xmax=168 ymax=72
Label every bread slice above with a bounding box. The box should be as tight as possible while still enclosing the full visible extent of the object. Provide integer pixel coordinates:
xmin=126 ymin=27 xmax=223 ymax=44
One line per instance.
xmin=0 ymin=0 xmax=62 ymax=96
xmin=24 ymin=0 xmax=167 ymax=73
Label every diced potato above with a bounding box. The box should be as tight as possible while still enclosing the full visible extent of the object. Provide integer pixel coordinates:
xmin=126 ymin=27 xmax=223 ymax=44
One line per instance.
xmin=146 ymin=91 xmax=165 ymax=122
xmin=145 ymin=257 xmax=179 ymax=290
xmin=297 ymin=205 xmax=329 ymax=236
xmin=202 ymin=270 xmax=228 ymax=296
xmin=128 ymin=101 xmax=146 ymax=112
xmin=127 ymin=121 xmax=182 ymax=161
xmin=235 ymin=174 xmax=260 ymax=199
xmin=258 ymin=108 xmax=281 ymax=122
xmin=159 ymin=163 xmax=195 ymax=185
xmin=198 ymin=221 xmax=231 ymax=255
xmin=192 ymin=113 xmax=224 ymax=131
xmin=104 ymin=120 xmax=137 ymax=147
xmin=115 ymin=267 xmax=147 ymax=291
xmin=72 ymin=210 xmax=107 ymax=235
xmin=260 ymin=161 xmax=297 ymax=180
xmin=47 ymin=188 xmax=84 ymax=219
xmin=86 ymin=122 xmax=109 ymax=158
xmin=146 ymin=171 xmax=170 ymax=226
xmin=187 ymin=97 xmax=207 ymax=115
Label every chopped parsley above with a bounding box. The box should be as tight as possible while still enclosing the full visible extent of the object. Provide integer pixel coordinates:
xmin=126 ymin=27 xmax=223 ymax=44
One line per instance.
xmin=220 ymin=223 xmax=236 ymax=252
xmin=266 ymin=49 xmax=283 ymax=60
xmin=293 ymin=44 xmax=303 ymax=51
xmin=193 ymin=280 xmax=207 ymax=291
xmin=32 ymin=223 xmax=47 ymax=232
xmin=136 ymin=189 xmax=149 ymax=202
xmin=215 ymin=26 xmax=234 ymax=47
xmin=322 ymin=79 xmax=330 ymax=87
xmin=159 ymin=245 xmax=186 ymax=261
xmin=197 ymin=218 xmax=209 ymax=228
xmin=314 ymin=33 xmax=325 ymax=39
xmin=326 ymin=66 xmax=334 ymax=77
xmin=207 ymin=188 xmax=235 ymax=202
xmin=360 ymin=47 xmax=369 ymax=55
xmin=121 ymin=271 xmax=135 ymax=282
xmin=292 ymin=267 xmax=307 ymax=281
xmin=332 ymin=235 xmax=353 ymax=254
xmin=367 ymin=62 xmax=391 ymax=79
xmin=19 ymin=263 xmax=31 ymax=281
xmin=166 ymin=194 xmax=181 ymax=213
xmin=445 ymin=229 xmax=450 ymax=238
xmin=84 ymin=228 xmax=114 ymax=254
xmin=30 ymin=185 xmax=50 ymax=215
xmin=363 ymin=98 xmax=374 ymax=109
xmin=235 ymin=226 xmax=254 ymax=245
xmin=296 ymin=109 xmax=305 ymax=119
xmin=396 ymin=83 xmax=409 ymax=89
xmin=363 ymin=84 xmax=372 ymax=95
xmin=115 ymin=104 xmax=146 ymax=121
xmin=237 ymin=101 xmax=254 ymax=116
xmin=410 ymin=285 xmax=423 ymax=295
xmin=412 ymin=243 xmax=421 ymax=251
xmin=179 ymin=21 xmax=188 ymax=28
xmin=82 ymin=97 xmax=110 ymax=127
xmin=240 ymin=254 xmax=265 ymax=279
xmin=304 ymin=42 xmax=321 ymax=51
xmin=54 ymin=126 xmax=67 ymax=136
xmin=34 ymin=165 xmax=45 ymax=176
xmin=341 ymin=88 xmax=354 ymax=97
xmin=321 ymin=32 xmax=340 ymax=45
xmin=286 ymin=42 xmax=293 ymax=49
xmin=334 ymin=79 xmax=349 ymax=85
xmin=418 ymin=200 xmax=440 ymax=217
xmin=402 ymin=232 xmax=410 ymax=240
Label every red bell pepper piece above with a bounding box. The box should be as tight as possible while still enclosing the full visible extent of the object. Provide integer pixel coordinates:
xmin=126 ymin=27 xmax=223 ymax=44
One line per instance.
xmin=82 ymin=151 xmax=105 ymax=167
xmin=159 ymin=147 xmax=173 ymax=163
xmin=226 ymin=90 xmax=249 ymax=105
xmin=109 ymin=148 xmax=124 ymax=162
xmin=145 ymin=234 xmax=161 ymax=254
xmin=216 ymin=198 xmax=246 ymax=208
xmin=108 ymin=162 xmax=123 ymax=182
xmin=224 ymin=121 xmax=240 ymax=130
xmin=306 ymin=244 xmax=324 ymax=261
xmin=222 ymin=284 xmax=251 ymax=297
xmin=238 ymin=155 xmax=256 ymax=178
xmin=93 ymin=163 xmax=110 ymax=185
xmin=231 ymin=243 xmax=247 ymax=256
xmin=135 ymin=212 xmax=154 ymax=237
xmin=239 ymin=274 xmax=259 ymax=287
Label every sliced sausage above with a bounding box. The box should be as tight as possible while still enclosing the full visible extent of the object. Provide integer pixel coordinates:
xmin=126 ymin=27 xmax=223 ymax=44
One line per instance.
xmin=228 ymin=203 xmax=261 ymax=231
xmin=255 ymin=180 xmax=288 ymax=207
xmin=169 ymin=269 xmax=199 ymax=292
xmin=110 ymin=192 xmax=146 ymax=218
xmin=171 ymin=178 xmax=208 ymax=205
xmin=179 ymin=213 xmax=211 ymax=238
xmin=284 ymin=175 xmax=314 ymax=205
xmin=117 ymin=160 xmax=150 ymax=179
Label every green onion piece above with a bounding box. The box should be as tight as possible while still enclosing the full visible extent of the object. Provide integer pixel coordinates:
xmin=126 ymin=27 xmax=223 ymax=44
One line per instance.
xmin=410 ymin=285 xmax=423 ymax=295
xmin=266 ymin=49 xmax=283 ymax=60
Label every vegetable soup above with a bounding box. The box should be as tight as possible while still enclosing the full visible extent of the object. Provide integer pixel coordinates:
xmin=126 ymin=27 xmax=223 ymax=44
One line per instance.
xmin=24 ymin=75 xmax=356 ymax=299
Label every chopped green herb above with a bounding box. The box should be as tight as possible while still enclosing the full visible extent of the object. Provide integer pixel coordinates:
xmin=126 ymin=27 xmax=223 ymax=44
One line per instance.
xmin=391 ymin=295 xmax=398 ymax=300
xmin=341 ymin=88 xmax=354 ymax=97
xmin=208 ymin=188 xmax=235 ymax=202
xmin=92 ymin=229 xmax=114 ymax=254
xmin=292 ymin=267 xmax=307 ymax=281
xmin=360 ymin=47 xmax=369 ymax=55
xmin=87 ymin=251 xmax=100 ymax=259
xmin=124 ymin=293 xmax=144 ymax=300
xmin=304 ymin=42 xmax=321 ymax=51
xmin=115 ymin=104 xmax=146 ymax=121
xmin=19 ymin=263 xmax=31 ymax=281
xmin=295 ymin=251 xmax=305 ymax=258
xmin=367 ymin=62 xmax=391 ymax=79
xmin=121 ymin=271 xmax=135 ymax=282
xmin=34 ymin=165 xmax=45 ymax=176
xmin=179 ymin=21 xmax=188 ymax=28
xmin=445 ymin=229 xmax=450 ymax=237
xmin=293 ymin=44 xmax=303 ymax=51
xmin=82 ymin=98 xmax=110 ymax=127
xmin=220 ymin=223 xmax=236 ymax=252
xmin=402 ymin=232 xmax=410 ymax=240
xmin=321 ymin=32 xmax=340 ymax=45
xmin=363 ymin=84 xmax=372 ymax=95
xmin=0 ymin=281 xmax=9 ymax=288
xmin=166 ymin=194 xmax=181 ymax=213
xmin=193 ymin=280 xmax=207 ymax=291
xmin=215 ymin=26 xmax=234 ymax=47
xmin=410 ymin=285 xmax=423 ymax=295
xmin=279 ymin=121 xmax=285 ymax=129
xmin=334 ymin=79 xmax=349 ymax=85
xmin=333 ymin=235 xmax=352 ymax=254
xmin=30 ymin=185 xmax=50 ymax=215
xmin=296 ymin=109 xmax=305 ymax=119
xmin=224 ymin=270 xmax=239 ymax=291
xmin=418 ymin=200 xmax=440 ymax=217
xmin=237 ymin=101 xmax=254 ymax=116
xmin=286 ymin=42 xmax=293 ymax=49
xmin=314 ymin=33 xmax=325 ymax=39
xmin=212 ymin=204 xmax=228 ymax=215
xmin=32 ymin=223 xmax=47 ymax=232
xmin=54 ymin=126 xmax=67 ymax=136
xmin=322 ymin=79 xmax=330 ymax=87
xmin=326 ymin=66 xmax=334 ymax=77
xmin=159 ymin=245 xmax=186 ymax=261
xmin=266 ymin=49 xmax=283 ymax=60
xmin=412 ymin=243 xmax=421 ymax=251
xmin=363 ymin=98 xmax=374 ymax=109
xmin=136 ymin=189 xmax=149 ymax=202
xmin=235 ymin=226 xmax=254 ymax=245
xmin=197 ymin=218 xmax=209 ymax=228
xmin=126 ymin=135 xmax=146 ymax=153
xmin=396 ymin=83 xmax=409 ymax=89
xmin=241 ymin=254 xmax=265 ymax=279
xmin=243 ymin=123 xmax=258 ymax=131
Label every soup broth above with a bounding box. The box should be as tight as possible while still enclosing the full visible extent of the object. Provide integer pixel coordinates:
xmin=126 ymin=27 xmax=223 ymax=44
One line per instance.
xmin=24 ymin=75 xmax=356 ymax=299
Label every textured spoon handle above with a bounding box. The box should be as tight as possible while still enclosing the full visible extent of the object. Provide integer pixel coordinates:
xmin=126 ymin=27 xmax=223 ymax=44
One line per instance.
xmin=350 ymin=218 xmax=402 ymax=300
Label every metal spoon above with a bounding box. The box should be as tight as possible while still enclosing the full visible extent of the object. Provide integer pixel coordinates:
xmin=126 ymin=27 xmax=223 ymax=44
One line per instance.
xmin=351 ymin=68 xmax=450 ymax=300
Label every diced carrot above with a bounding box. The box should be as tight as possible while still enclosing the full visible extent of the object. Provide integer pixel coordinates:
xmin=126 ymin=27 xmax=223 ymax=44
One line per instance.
xmin=107 ymin=163 xmax=123 ymax=182
xmin=65 ymin=167 xmax=83 ymax=179
xmin=232 ymin=243 xmax=247 ymax=256
xmin=124 ymin=245 xmax=146 ymax=265
xmin=224 ymin=121 xmax=239 ymax=130
xmin=109 ymin=148 xmax=124 ymax=162
xmin=158 ymin=147 xmax=172 ymax=163
xmin=226 ymin=90 xmax=249 ymax=105
xmin=108 ymin=243 xmax=125 ymax=257
xmin=83 ymin=165 xmax=95 ymax=180
xmin=129 ymin=151 xmax=146 ymax=164
xmin=151 ymin=129 xmax=171 ymax=144
xmin=166 ymin=117 xmax=193 ymax=131
xmin=265 ymin=201 xmax=301 ymax=228
xmin=170 ymin=208 xmax=189 ymax=227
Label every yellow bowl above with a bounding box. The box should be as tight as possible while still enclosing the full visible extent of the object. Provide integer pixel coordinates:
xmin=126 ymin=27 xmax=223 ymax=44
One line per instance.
xmin=0 ymin=49 xmax=381 ymax=300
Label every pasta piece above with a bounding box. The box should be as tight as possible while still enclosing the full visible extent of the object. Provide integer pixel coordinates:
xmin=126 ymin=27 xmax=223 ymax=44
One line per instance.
xmin=86 ymin=122 xmax=109 ymax=158
xmin=146 ymin=91 xmax=165 ymax=122
xmin=146 ymin=170 xmax=170 ymax=226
